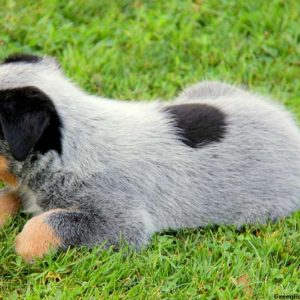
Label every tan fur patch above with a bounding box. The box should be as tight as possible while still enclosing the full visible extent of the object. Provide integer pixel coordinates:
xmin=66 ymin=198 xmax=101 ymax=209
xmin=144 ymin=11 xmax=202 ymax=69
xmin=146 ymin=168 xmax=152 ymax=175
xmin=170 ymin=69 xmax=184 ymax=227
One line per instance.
xmin=15 ymin=210 xmax=62 ymax=262
xmin=0 ymin=192 xmax=20 ymax=227
xmin=0 ymin=155 xmax=18 ymax=187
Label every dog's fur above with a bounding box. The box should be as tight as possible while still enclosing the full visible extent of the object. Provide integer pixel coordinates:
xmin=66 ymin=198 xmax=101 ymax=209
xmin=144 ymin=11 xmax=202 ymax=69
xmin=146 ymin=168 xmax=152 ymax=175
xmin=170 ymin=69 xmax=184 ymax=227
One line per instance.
xmin=0 ymin=54 xmax=300 ymax=260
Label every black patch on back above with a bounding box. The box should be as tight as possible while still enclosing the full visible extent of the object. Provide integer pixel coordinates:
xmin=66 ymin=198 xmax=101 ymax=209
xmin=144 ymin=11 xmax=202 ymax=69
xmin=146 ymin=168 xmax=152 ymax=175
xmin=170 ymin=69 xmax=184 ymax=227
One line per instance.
xmin=2 ymin=53 xmax=41 ymax=64
xmin=164 ymin=103 xmax=226 ymax=148
xmin=0 ymin=86 xmax=62 ymax=161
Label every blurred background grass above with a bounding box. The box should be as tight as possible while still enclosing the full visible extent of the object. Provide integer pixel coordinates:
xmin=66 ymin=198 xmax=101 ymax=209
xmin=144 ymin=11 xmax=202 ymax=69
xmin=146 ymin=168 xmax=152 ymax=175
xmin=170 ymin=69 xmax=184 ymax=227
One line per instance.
xmin=1 ymin=0 xmax=300 ymax=103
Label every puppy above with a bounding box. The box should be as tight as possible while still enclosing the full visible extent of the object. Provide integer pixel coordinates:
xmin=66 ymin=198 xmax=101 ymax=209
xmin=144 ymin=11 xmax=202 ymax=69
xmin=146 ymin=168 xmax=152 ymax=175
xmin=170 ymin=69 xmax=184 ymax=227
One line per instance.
xmin=0 ymin=54 xmax=299 ymax=261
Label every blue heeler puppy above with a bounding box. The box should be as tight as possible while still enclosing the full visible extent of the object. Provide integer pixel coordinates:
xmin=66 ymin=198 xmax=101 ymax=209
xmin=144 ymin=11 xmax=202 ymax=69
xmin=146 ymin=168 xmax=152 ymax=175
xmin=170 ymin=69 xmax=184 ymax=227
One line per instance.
xmin=0 ymin=54 xmax=299 ymax=261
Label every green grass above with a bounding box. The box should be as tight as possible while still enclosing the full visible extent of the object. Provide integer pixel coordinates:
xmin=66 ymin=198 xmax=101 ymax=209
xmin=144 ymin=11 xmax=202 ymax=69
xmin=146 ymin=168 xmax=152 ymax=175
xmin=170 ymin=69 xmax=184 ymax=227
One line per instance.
xmin=0 ymin=0 xmax=299 ymax=298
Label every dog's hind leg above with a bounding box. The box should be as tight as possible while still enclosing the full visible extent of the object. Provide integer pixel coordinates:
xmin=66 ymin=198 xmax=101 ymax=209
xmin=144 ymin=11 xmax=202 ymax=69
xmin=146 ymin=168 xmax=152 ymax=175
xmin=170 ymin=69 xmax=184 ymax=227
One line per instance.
xmin=176 ymin=81 xmax=247 ymax=101
xmin=15 ymin=208 xmax=151 ymax=261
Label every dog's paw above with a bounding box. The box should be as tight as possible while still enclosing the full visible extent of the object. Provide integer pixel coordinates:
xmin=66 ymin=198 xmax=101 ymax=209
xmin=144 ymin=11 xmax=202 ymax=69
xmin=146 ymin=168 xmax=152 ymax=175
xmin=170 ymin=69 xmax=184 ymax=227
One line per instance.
xmin=15 ymin=212 xmax=61 ymax=262
xmin=0 ymin=192 xmax=20 ymax=227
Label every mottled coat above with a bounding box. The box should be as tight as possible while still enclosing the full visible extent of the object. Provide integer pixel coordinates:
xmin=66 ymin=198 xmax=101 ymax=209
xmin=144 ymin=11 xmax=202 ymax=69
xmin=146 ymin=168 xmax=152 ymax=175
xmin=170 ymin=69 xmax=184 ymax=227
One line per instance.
xmin=0 ymin=54 xmax=299 ymax=260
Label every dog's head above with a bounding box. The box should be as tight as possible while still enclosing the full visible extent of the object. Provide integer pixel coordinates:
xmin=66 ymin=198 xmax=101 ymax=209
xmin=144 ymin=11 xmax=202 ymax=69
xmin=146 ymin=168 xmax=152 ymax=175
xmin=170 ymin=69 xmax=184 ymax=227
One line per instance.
xmin=0 ymin=54 xmax=63 ymax=162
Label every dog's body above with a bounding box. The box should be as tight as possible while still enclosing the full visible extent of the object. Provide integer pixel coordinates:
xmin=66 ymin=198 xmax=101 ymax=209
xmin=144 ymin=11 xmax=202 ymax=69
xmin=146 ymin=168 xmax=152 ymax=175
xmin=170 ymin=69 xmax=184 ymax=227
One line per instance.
xmin=0 ymin=54 xmax=300 ymax=260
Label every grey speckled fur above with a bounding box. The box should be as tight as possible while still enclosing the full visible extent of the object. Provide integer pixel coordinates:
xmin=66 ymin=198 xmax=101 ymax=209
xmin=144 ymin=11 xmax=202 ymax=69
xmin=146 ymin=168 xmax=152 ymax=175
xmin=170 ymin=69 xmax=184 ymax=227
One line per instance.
xmin=0 ymin=57 xmax=300 ymax=250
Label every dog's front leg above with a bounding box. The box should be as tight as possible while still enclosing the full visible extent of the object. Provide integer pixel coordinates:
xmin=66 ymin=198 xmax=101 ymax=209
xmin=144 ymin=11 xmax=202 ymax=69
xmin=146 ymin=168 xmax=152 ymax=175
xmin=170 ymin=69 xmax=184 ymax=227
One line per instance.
xmin=0 ymin=156 xmax=20 ymax=226
xmin=15 ymin=208 xmax=151 ymax=261
xmin=0 ymin=188 xmax=21 ymax=227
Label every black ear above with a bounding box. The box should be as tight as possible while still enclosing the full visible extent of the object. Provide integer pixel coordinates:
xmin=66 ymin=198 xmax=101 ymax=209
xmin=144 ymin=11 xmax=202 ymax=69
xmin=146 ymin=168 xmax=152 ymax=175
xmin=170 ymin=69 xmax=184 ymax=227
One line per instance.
xmin=0 ymin=87 xmax=62 ymax=161
xmin=2 ymin=53 xmax=41 ymax=64
xmin=0 ymin=111 xmax=50 ymax=161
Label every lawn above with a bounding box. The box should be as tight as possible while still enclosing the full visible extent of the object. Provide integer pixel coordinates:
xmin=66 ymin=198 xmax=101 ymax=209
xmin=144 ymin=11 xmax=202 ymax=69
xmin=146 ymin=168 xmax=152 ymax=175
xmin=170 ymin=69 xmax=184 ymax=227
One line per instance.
xmin=0 ymin=0 xmax=299 ymax=299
